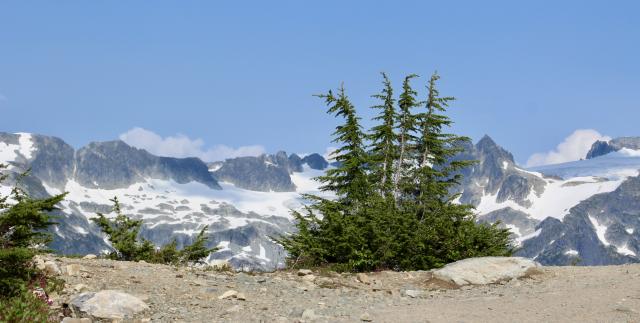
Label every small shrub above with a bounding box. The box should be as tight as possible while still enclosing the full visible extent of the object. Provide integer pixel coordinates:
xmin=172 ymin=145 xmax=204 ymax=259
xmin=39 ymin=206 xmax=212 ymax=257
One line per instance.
xmin=0 ymin=165 xmax=66 ymax=321
xmin=93 ymin=197 xmax=218 ymax=265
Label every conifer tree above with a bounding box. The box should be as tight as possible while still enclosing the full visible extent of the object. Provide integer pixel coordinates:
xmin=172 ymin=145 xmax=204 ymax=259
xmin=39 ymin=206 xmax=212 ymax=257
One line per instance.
xmin=279 ymin=73 xmax=512 ymax=272
xmin=93 ymin=197 xmax=217 ymax=264
xmin=412 ymin=72 xmax=474 ymax=218
xmin=368 ymin=73 xmax=397 ymax=198
xmin=0 ymin=166 xmax=66 ymax=296
xmin=315 ymin=86 xmax=370 ymax=208
xmin=392 ymin=74 xmax=421 ymax=199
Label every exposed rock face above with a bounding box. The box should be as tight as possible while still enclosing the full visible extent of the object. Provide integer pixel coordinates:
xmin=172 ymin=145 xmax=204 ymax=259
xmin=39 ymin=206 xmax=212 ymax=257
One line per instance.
xmin=75 ymin=140 xmax=220 ymax=190
xmin=211 ymin=151 xmax=330 ymax=192
xmin=302 ymin=153 xmax=329 ymax=170
xmin=586 ymin=137 xmax=640 ymax=159
xmin=455 ymin=135 xmax=546 ymax=207
xmin=212 ymin=152 xmax=297 ymax=192
xmin=431 ymin=257 xmax=541 ymax=286
xmin=519 ymin=175 xmax=640 ymax=265
xmin=70 ymin=290 xmax=149 ymax=320
xmin=478 ymin=208 xmax=539 ymax=240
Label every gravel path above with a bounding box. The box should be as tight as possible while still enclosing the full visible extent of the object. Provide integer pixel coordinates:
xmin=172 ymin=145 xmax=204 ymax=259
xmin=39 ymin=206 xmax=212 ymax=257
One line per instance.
xmin=52 ymin=257 xmax=640 ymax=322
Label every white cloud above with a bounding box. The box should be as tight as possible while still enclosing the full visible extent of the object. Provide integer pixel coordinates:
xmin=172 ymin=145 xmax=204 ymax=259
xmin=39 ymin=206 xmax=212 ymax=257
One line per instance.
xmin=119 ymin=127 xmax=266 ymax=162
xmin=323 ymin=146 xmax=338 ymax=162
xmin=526 ymin=129 xmax=611 ymax=167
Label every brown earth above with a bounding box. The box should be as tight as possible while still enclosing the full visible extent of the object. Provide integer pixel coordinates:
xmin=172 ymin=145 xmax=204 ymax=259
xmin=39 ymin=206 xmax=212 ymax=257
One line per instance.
xmin=49 ymin=256 xmax=640 ymax=323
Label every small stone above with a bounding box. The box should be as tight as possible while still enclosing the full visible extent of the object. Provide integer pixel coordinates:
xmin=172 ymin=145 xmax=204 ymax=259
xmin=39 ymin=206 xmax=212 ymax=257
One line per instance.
xmin=298 ymin=269 xmax=313 ymax=276
xmin=615 ymin=306 xmax=637 ymax=314
xmin=73 ymin=283 xmax=88 ymax=292
xmin=236 ymin=293 xmax=246 ymax=301
xmin=314 ymin=277 xmax=335 ymax=288
xmin=218 ymin=290 xmax=238 ymax=300
xmin=82 ymin=254 xmax=97 ymax=260
xmin=360 ymin=312 xmax=373 ymax=321
xmin=44 ymin=260 xmax=61 ymax=275
xmin=34 ymin=256 xmax=46 ymax=271
xmin=61 ymin=318 xmax=92 ymax=323
xmin=65 ymin=264 xmax=84 ymax=276
xmin=225 ymin=304 xmax=242 ymax=313
xmin=301 ymin=309 xmax=317 ymax=320
xmin=403 ymin=289 xmax=424 ymax=298
xmin=138 ymin=260 xmax=147 ymax=264
xmin=302 ymin=274 xmax=317 ymax=282
xmin=357 ymin=273 xmax=370 ymax=285
xmin=257 ymin=277 xmax=267 ymax=283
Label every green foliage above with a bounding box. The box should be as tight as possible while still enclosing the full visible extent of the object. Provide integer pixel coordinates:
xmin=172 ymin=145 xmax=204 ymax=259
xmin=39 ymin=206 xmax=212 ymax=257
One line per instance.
xmin=180 ymin=226 xmax=218 ymax=264
xmin=278 ymin=73 xmax=513 ymax=272
xmin=0 ymin=165 xmax=66 ymax=321
xmin=93 ymin=198 xmax=218 ymax=265
xmin=0 ymin=166 xmax=66 ymax=296
xmin=0 ymin=285 xmax=52 ymax=322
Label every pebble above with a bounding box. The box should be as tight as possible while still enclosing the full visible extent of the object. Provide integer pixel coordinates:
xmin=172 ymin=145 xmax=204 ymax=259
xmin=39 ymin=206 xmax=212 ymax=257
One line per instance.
xmin=298 ymin=269 xmax=313 ymax=276
xmin=301 ymin=309 xmax=317 ymax=320
xmin=357 ymin=273 xmax=370 ymax=285
xmin=219 ymin=290 xmax=239 ymax=300
xmin=360 ymin=312 xmax=373 ymax=321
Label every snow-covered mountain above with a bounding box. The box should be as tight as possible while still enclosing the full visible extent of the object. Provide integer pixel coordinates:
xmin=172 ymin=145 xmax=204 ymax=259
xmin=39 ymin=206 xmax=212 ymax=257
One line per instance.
xmin=1 ymin=131 xmax=639 ymax=268
xmin=0 ymin=132 xmax=328 ymax=270
xmin=459 ymin=136 xmax=640 ymax=265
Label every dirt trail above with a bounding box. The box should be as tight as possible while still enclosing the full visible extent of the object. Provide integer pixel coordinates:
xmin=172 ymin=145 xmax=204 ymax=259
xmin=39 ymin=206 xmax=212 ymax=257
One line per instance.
xmin=51 ymin=256 xmax=640 ymax=322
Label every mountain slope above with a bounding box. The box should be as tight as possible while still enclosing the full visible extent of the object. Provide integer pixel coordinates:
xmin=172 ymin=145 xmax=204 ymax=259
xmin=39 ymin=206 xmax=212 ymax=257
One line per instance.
xmin=2 ymin=131 xmax=640 ymax=268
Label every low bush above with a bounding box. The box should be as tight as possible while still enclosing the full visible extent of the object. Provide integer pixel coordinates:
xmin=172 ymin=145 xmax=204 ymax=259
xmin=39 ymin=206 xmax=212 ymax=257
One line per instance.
xmin=92 ymin=197 xmax=218 ymax=265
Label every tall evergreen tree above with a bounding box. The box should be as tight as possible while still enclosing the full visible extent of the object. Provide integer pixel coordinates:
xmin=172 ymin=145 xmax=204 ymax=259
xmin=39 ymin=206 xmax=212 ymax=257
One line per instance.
xmin=368 ymin=73 xmax=397 ymax=198
xmin=392 ymin=74 xmax=421 ymax=200
xmin=315 ymin=86 xmax=370 ymax=208
xmin=412 ymin=72 xmax=474 ymax=218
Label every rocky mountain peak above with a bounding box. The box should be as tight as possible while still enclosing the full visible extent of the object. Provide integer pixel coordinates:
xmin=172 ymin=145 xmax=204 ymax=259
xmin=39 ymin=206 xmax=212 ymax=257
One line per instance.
xmin=476 ymin=135 xmax=515 ymax=164
xmin=586 ymin=137 xmax=640 ymax=159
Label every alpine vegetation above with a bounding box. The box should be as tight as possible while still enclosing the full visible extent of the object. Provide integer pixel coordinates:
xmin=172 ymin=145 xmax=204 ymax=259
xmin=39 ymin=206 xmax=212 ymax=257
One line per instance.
xmin=92 ymin=197 xmax=218 ymax=265
xmin=0 ymin=165 xmax=66 ymax=321
xmin=277 ymin=73 xmax=512 ymax=272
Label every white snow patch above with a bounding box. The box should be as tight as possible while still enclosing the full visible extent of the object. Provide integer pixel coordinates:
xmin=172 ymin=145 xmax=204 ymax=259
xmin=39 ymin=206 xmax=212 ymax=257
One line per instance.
xmin=626 ymin=228 xmax=635 ymax=235
xmin=519 ymin=228 xmax=542 ymax=243
xmin=72 ymin=225 xmax=88 ymax=235
xmin=217 ymin=241 xmax=230 ymax=251
xmin=589 ymin=216 xmax=609 ymax=246
xmin=0 ymin=142 xmax=19 ymax=164
xmin=565 ymin=249 xmax=579 ymax=256
xmin=16 ymin=133 xmax=35 ymax=160
xmin=477 ymin=175 xmax=624 ymax=221
xmin=617 ymin=148 xmax=640 ymax=157
xmin=617 ymin=245 xmax=636 ymax=257
xmin=502 ymin=161 xmax=509 ymax=170
xmin=258 ymin=244 xmax=269 ymax=261
xmin=242 ymin=245 xmax=252 ymax=252
xmin=505 ymin=224 xmax=521 ymax=238
xmin=54 ymin=225 xmax=65 ymax=238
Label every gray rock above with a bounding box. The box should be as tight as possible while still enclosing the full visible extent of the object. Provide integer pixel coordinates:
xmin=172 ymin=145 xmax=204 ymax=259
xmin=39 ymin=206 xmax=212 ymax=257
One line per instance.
xmin=432 ymin=257 xmax=540 ymax=286
xmin=70 ymin=290 xmax=149 ymax=320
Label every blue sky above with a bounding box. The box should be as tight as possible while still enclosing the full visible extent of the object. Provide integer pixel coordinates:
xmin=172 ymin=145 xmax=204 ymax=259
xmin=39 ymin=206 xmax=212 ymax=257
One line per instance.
xmin=0 ymin=1 xmax=638 ymax=164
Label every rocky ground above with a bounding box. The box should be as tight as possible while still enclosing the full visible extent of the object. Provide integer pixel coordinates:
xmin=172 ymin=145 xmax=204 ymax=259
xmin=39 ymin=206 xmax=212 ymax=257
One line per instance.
xmin=45 ymin=256 xmax=640 ymax=323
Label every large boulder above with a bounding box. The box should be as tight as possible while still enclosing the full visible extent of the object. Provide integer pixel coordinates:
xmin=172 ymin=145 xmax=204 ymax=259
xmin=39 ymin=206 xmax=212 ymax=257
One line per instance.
xmin=70 ymin=290 xmax=148 ymax=320
xmin=432 ymin=257 xmax=541 ymax=286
